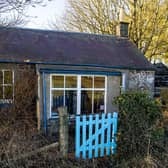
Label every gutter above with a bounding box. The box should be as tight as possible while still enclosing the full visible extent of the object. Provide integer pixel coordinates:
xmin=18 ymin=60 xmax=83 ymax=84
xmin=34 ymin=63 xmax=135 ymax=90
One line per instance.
xmin=39 ymin=69 xmax=122 ymax=76
xmin=0 ymin=60 xmax=155 ymax=71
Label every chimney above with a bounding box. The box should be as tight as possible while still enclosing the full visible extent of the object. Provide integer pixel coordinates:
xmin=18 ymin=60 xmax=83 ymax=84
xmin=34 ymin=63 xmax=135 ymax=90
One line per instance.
xmin=116 ymin=8 xmax=129 ymax=37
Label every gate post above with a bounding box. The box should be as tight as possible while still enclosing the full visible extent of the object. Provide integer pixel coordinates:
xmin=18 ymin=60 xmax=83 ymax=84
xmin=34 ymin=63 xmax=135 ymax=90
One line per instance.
xmin=58 ymin=106 xmax=69 ymax=157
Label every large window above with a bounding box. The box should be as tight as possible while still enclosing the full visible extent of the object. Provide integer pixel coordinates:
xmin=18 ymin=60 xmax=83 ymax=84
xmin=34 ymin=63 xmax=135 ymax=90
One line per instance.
xmin=0 ymin=70 xmax=14 ymax=103
xmin=50 ymin=74 xmax=106 ymax=118
xmin=50 ymin=75 xmax=77 ymax=118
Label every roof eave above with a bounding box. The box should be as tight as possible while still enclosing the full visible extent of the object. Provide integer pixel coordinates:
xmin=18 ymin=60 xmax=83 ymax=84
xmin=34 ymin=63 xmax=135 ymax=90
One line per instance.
xmin=0 ymin=60 xmax=155 ymax=71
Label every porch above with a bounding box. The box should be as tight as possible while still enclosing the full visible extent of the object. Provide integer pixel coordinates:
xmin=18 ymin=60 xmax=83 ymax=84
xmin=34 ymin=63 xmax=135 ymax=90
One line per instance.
xmin=39 ymin=68 xmax=122 ymax=134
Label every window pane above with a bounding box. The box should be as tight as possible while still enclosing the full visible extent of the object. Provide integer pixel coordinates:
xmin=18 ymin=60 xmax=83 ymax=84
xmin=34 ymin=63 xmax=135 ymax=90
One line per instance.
xmin=94 ymin=91 xmax=104 ymax=113
xmin=65 ymin=91 xmax=77 ymax=115
xmin=52 ymin=76 xmax=64 ymax=88
xmin=81 ymin=91 xmax=92 ymax=114
xmin=81 ymin=76 xmax=93 ymax=88
xmin=51 ymin=90 xmax=64 ymax=116
xmin=94 ymin=77 xmax=105 ymax=88
xmin=0 ymin=71 xmax=2 ymax=84
xmin=4 ymin=86 xmax=13 ymax=99
xmin=0 ymin=86 xmax=3 ymax=99
xmin=65 ymin=76 xmax=77 ymax=88
xmin=4 ymin=71 xmax=12 ymax=84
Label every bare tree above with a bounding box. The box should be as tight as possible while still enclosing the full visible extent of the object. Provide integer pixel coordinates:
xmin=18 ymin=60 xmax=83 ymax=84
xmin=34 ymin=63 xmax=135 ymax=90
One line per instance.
xmin=50 ymin=0 xmax=127 ymax=34
xmin=0 ymin=0 xmax=51 ymax=27
xmin=50 ymin=0 xmax=168 ymax=62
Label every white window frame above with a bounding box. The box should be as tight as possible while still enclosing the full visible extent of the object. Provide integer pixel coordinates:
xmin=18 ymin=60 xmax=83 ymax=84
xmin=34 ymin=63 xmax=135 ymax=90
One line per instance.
xmin=0 ymin=69 xmax=14 ymax=103
xmin=50 ymin=74 xmax=107 ymax=118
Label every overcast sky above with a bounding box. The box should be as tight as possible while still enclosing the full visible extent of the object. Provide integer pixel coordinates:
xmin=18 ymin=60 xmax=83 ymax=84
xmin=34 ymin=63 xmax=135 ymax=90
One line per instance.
xmin=25 ymin=0 xmax=66 ymax=29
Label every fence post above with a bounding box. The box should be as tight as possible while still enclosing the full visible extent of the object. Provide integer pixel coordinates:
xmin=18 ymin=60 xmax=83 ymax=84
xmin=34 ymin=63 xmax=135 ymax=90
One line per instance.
xmin=112 ymin=112 xmax=118 ymax=154
xmin=58 ymin=106 xmax=68 ymax=157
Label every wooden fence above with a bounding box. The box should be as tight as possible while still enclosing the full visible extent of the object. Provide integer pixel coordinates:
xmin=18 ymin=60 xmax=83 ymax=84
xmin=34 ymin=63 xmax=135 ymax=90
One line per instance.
xmin=75 ymin=112 xmax=118 ymax=159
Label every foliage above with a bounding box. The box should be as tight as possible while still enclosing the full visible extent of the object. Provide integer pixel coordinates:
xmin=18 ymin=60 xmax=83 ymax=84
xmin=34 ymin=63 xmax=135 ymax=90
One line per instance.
xmin=52 ymin=0 xmax=168 ymax=63
xmin=0 ymin=66 xmax=37 ymax=132
xmin=160 ymin=88 xmax=168 ymax=107
xmin=128 ymin=0 xmax=168 ymax=62
xmin=0 ymin=66 xmax=40 ymax=166
xmin=13 ymin=68 xmax=37 ymax=120
xmin=113 ymin=91 xmax=162 ymax=159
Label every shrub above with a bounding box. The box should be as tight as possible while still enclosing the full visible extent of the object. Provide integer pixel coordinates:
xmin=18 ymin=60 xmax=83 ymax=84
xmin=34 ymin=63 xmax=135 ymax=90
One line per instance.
xmin=160 ymin=88 xmax=168 ymax=107
xmin=113 ymin=91 xmax=162 ymax=159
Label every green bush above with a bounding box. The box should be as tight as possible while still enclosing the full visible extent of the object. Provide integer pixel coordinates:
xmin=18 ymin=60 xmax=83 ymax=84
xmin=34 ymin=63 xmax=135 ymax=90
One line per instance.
xmin=160 ymin=88 xmax=168 ymax=106
xmin=113 ymin=91 xmax=162 ymax=159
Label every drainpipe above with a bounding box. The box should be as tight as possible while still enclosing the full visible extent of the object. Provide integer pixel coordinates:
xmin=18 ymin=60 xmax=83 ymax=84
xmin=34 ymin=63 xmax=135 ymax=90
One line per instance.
xmin=116 ymin=8 xmax=129 ymax=38
xmin=42 ymin=72 xmax=47 ymax=134
xmin=36 ymin=64 xmax=41 ymax=130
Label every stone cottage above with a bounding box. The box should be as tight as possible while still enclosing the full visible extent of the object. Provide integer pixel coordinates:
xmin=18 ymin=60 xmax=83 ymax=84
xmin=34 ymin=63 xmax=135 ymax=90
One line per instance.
xmin=0 ymin=27 xmax=154 ymax=132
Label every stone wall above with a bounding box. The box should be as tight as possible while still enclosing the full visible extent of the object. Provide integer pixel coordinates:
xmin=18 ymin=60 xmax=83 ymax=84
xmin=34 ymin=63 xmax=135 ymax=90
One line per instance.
xmin=128 ymin=70 xmax=155 ymax=94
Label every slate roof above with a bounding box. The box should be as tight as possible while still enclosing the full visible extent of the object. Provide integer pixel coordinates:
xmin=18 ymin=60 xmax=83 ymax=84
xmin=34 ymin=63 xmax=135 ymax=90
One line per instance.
xmin=154 ymin=63 xmax=168 ymax=87
xmin=0 ymin=27 xmax=153 ymax=70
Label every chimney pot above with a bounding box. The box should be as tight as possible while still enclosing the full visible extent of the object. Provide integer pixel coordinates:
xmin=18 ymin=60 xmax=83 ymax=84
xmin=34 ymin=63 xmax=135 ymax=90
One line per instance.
xmin=120 ymin=22 xmax=129 ymax=37
xmin=116 ymin=8 xmax=129 ymax=37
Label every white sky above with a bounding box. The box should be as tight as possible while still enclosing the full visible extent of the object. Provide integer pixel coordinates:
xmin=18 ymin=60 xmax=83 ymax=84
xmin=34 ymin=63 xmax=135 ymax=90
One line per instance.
xmin=25 ymin=0 xmax=66 ymax=29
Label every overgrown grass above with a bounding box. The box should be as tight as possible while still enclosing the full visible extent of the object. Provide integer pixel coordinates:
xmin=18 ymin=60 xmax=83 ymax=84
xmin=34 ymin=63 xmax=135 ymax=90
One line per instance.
xmin=1 ymin=91 xmax=168 ymax=167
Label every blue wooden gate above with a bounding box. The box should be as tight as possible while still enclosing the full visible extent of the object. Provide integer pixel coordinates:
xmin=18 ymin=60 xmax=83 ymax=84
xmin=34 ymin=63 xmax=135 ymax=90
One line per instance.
xmin=75 ymin=112 xmax=118 ymax=159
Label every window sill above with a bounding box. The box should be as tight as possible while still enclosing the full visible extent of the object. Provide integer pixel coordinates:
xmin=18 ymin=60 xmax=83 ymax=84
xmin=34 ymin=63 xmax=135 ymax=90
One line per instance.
xmin=49 ymin=114 xmax=76 ymax=125
xmin=0 ymin=99 xmax=13 ymax=108
xmin=0 ymin=99 xmax=13 ymax=104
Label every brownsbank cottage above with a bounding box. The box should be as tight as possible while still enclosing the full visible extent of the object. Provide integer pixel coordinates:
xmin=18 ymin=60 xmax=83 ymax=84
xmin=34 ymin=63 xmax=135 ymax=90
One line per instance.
xmin=0 ymin=27 xmax=154 ymax=133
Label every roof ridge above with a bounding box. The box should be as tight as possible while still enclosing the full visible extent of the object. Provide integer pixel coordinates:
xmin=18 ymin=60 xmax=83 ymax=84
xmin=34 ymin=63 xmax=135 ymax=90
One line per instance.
xmin=0 ymin=26 xmax=128 ymax=40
